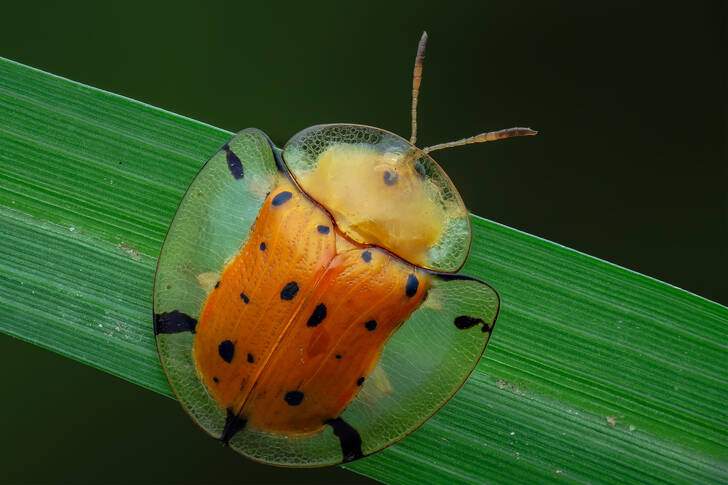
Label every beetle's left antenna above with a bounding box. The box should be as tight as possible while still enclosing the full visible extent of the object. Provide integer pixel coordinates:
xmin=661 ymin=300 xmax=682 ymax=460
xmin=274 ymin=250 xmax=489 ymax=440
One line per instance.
xmin=410 ymin=31 xmax=428 ymax=146
xmin=423 ymin=127 xmax=537 ymax=154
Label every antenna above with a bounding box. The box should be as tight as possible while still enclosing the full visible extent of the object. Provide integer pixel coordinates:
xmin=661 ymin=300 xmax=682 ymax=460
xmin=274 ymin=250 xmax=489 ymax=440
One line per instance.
xmin=423 ymin=127 xmax=537 ymax=154
xmin=407 ymin=32 xmax=537 ymax=153
xmin=410 ymin=31 xmax=428 ymax=145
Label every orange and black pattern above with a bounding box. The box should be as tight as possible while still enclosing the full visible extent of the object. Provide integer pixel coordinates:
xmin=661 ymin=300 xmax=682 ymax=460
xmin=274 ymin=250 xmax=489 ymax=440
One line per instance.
xmin=192 ymin=178 xmax=429 ymax=438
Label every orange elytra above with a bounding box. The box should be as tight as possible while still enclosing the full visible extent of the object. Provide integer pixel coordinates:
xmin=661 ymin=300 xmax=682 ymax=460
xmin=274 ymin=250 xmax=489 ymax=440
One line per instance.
xmin=153 ymin=32 xmax=535 ymax=467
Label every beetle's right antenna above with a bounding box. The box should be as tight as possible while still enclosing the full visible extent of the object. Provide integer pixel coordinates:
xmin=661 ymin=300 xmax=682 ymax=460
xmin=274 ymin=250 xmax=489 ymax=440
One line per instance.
xmin=410 ymin=31 xmax=428 ymax=146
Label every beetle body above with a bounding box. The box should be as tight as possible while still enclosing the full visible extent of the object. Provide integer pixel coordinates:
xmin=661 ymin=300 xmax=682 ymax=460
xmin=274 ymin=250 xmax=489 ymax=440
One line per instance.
xmin=153 ymin=34 xmax=533 ymax=467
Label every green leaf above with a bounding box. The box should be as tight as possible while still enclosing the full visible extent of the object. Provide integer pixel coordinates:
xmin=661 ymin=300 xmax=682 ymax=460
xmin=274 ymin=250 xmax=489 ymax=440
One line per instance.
xmin=0 ymin=56 xmax=725 ymax=483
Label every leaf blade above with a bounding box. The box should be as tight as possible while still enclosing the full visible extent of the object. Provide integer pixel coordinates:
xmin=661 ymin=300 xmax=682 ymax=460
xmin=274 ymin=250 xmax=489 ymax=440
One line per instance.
xmin=0 ymin=56 xmax=725 ymax=484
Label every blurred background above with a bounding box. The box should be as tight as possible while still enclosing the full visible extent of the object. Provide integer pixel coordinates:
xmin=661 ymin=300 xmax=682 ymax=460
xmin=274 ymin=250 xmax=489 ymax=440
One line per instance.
xmin=0 ymin=1 xmax=724 ymax=483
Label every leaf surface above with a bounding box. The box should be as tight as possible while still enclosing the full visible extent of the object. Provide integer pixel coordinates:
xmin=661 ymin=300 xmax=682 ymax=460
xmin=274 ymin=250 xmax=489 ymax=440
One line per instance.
xmin=0 ymin=57 xmax=725 ymax=484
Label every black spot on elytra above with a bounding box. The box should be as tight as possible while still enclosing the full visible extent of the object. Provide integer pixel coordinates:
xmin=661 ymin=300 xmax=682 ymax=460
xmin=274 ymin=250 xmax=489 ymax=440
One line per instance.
xmin=357 ymin=377 xmax=365 ymax=386
xmin=335 ymin=354 xmax=342 ymax=359
xmin=218 ymin=340 xmax=235 ymax=363
xmin=214 ymin=281 xmax=220 ymax=289
xmin=213 ymin=376 xmax=219 ymax=383
xmin=153 ymin=311 xmax=197 ymax=334
xmin=325 ymin=418 xmax=364 ymax=463
xmin=223 ymin=145 xmax=244 ymax=180
xmin=284 ymin=391 xmax=304 ymax=406
xmin=454 ymin=315 xmax=490 ymax=333
xmin=247 ymin=353 xmax=254 ymax=363
xmin=220 ymin=408 xmax=247 ymax=445
xmin=383 ymin=170 xmax=398 ymax=186
xmin=307 ymin=303 xmax=327 ymax=327
xmin=364 ymin=320 xmax=377 ymax=331
xmin=406 ymin=274 xmax=419 ymax=297
xmin=272 ymin=191 xmax=292 ymax=206
xmin=361 ymin=251 xmax=372 ymax=263
xmin=281 ymin=281 xmax=299 ymax=300
xmin=317 ymin=225 xmax=330 ymax=234
xmin=240 ymin=292 xmax=250 ymax=304
xmin=260 ymin=242 xmax=266 ymax=251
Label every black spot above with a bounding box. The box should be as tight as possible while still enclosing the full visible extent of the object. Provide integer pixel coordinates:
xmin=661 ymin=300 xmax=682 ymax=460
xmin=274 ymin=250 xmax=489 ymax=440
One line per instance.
xmin=213 ymin=376 xmax=219 ymax=383
xmin=454 ymin=315 xmax=490 ymax=332
xmin=361 ymin=251 xmax=372 ymax=263
xmin=260 ymin=242 xmax=266 ymax=251
xmin=406 ymin=274 xmax=419 ymax=297
xmin=317 ymin=225 xmax=330 ymax=234
xmin=153 ymin=311 xmax=197 ymax=335
xmin=364 ymin=320 xmax=377 ymax=331
xmin=218 ymin=340 xmax=235 ymax=363
xmin=220 ymin=408 xmax=247 ymax=445
xmin=307 ymin=303 xmax=327 ymax=327
xmin=272 ymin=191 xmax=293 ymax=206
xmin=335 ymin=354 xmax=342 ymax=359
xmin=281 ymin=281 xmax=299 ymax=300
xmin=240 ymin=292 xmax=250 ymax=304
xmin=247 ymin=353 xmax=254 ymax=363
xmin=214 ymin=281 xmax=220 ymax=289
xmin=223 ymin=145 xmax=244 ymax=180
xmin=284 ymin=391 xmax=304 ymax=406
xmin=383 ymin=170 xmax=398 ymax=186
xmin=325 ymin=418 xmax=364 ymax=463
xmin=357 ymin=377 xmax=365 ymax=386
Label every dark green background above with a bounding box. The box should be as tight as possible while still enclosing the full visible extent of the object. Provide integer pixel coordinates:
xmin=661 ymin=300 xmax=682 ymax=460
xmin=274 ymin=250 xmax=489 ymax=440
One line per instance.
xmin=1 ymin=1 xmax=724 ymax=484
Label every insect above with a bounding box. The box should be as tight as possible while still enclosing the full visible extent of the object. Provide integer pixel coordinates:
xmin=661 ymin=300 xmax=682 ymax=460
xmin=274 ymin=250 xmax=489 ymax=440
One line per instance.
xmin=153 ymin=32 xmax=535 ymax=467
